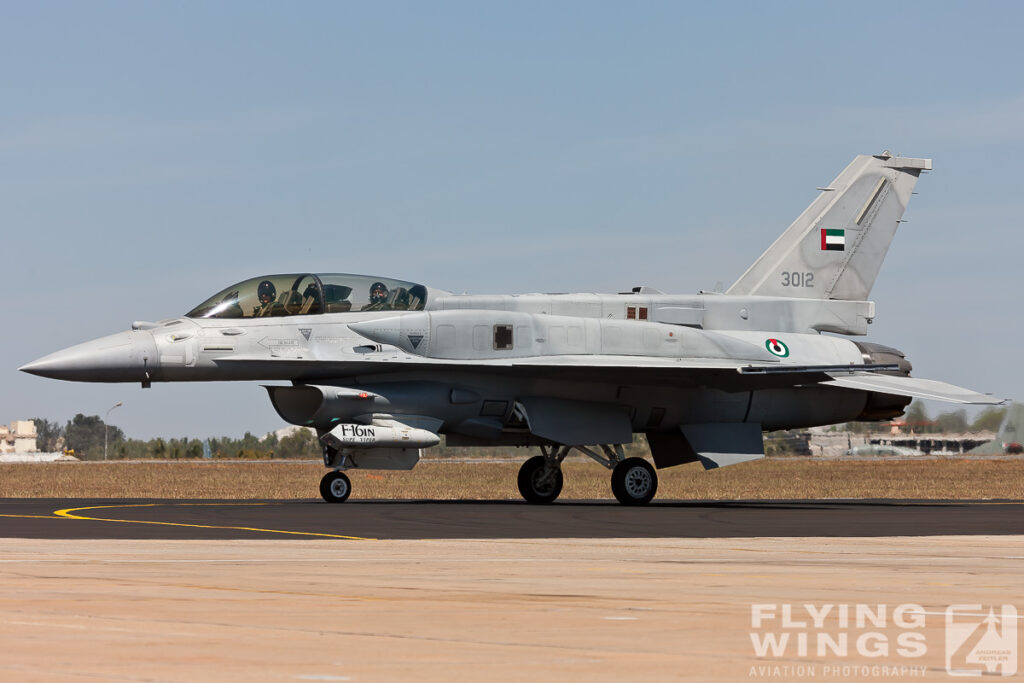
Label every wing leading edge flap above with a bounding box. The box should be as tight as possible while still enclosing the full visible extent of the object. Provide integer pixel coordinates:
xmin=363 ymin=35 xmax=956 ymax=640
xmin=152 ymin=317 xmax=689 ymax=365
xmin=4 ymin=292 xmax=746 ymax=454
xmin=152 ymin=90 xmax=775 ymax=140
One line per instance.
xmin=679 ymin=423 xmax=765 ymax=470
xmin=822 ymin=372 xmax=1004 ymax=405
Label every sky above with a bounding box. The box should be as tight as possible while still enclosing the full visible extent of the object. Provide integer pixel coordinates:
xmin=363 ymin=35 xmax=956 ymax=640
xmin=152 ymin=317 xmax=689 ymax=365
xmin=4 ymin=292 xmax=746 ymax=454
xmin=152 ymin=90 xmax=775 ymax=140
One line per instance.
xmin=2 ymin=1 xmax=1023 ymax=440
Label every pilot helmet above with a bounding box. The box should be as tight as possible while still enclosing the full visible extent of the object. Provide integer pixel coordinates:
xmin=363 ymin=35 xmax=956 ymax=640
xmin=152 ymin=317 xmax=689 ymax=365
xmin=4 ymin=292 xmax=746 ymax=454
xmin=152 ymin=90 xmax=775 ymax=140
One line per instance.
xmin=369 ymin=281 xmax=389 ymax=303
xmin=257 ymin=280 xmax=277 ymax=304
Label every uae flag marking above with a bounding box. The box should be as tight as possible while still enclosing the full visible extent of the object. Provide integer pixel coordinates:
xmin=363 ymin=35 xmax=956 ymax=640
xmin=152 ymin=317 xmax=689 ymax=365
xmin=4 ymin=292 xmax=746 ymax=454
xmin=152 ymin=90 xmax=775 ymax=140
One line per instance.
xmin=821 ymin=228 xmax=845 ymax=251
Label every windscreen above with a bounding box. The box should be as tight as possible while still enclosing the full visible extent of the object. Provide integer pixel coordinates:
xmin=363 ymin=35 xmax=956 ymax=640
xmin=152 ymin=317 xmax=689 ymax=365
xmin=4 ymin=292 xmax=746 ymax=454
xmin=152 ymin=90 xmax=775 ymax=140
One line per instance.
xmin=186 ymin=273 xmax=427 ymax=319
xmin=185 ymin=274 xmax=322 ymax=319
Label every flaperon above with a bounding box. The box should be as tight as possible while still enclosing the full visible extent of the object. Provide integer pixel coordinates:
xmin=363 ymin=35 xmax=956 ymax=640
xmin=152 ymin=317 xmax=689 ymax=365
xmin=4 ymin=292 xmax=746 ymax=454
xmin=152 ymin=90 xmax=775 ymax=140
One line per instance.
xmin=20 ymin=152 xmax=1002 ymax=504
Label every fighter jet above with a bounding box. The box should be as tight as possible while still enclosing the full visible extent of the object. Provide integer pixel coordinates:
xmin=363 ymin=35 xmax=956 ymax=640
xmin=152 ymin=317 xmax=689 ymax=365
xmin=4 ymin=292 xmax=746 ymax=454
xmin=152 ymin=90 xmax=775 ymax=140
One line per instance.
xmin=968 ymin=403 xmax=1024 ymax=455
xmin=20 ymin=152 xmax=1003 ymax=504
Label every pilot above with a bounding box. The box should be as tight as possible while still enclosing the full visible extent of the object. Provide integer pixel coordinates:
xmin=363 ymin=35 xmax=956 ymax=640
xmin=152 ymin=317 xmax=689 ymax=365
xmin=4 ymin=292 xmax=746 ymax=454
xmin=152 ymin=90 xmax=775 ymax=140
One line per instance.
xmin=254 ymin=280 xmax=277 ymax=316
xmin=363 ymin=281 xmax=390 ymax=311
xmin=391 ymin=288 xmax=410 ymax=310
xmin=301 ymin=283 xmax=322 ymax=314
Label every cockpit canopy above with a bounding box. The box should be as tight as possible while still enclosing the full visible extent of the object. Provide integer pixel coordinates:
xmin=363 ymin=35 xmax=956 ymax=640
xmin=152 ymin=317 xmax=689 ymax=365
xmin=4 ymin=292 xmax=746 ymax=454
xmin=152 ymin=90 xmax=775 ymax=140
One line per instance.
xmin=186 ymin=273 xmax=427 ymax=319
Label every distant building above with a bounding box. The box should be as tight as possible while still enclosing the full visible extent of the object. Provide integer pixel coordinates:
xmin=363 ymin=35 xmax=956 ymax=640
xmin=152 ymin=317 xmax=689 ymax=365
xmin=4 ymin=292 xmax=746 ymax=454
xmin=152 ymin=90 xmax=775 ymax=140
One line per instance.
xmin=872 ymin=432 xmax=995 ymax=455
xmin=0 ymin=421 xmax=38 ymax=454
xmin=807 ymin=426 xmax=997 ymax=457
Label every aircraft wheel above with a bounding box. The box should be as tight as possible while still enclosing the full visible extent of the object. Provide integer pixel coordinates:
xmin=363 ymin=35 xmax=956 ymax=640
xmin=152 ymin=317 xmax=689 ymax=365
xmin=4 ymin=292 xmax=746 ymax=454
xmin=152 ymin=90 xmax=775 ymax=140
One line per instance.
xmin=320 ymin=471 xmax=352 ymax=503
xmin=611 ymin=457 xmax=657 ymax=505
xmin=517 ymin=455 xmax=563 ymax=504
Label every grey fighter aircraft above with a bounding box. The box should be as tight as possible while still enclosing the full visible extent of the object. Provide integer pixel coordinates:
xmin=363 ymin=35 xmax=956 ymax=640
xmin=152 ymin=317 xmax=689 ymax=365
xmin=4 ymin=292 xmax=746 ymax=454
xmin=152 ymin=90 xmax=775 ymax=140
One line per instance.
xmin=20 ymin=152 xmax=1003 ymax=504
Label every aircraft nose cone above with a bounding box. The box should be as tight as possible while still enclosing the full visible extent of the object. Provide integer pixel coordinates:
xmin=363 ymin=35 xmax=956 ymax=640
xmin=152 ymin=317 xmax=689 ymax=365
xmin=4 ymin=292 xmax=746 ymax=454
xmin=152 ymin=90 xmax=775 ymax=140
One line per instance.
xmin=19 ymin=330 xmax=158 ymax=382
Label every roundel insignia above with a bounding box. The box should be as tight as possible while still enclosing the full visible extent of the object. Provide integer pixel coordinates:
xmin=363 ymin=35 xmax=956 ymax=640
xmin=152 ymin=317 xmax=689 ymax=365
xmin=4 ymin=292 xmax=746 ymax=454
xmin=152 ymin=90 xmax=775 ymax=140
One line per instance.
xmin=765 ymin=338 xmax=789 ymax=357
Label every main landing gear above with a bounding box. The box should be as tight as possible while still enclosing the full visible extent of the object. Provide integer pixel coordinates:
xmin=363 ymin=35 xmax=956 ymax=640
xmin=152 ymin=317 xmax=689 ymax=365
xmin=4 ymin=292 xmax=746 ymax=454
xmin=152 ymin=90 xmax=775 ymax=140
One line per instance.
xmin=610 ymin=457 xmax=657 ymax=505
xmin=516 ymin=444 xmax=658 ymax=505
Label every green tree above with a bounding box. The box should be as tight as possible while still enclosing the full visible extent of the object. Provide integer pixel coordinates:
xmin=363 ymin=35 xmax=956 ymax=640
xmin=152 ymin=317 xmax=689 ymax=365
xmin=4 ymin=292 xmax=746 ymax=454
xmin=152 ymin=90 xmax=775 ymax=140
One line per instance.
xmin=30 ymin=418 xmax=64 ymax=452
xmin=64 ymin=414 xmax=124 ymax=460
xmin=277 ymin=429 xmax=319 ymax=459
xmin=934 ymin=409 xmax=968 ymax=433
xmin=903 ymin=401 xmax=929 ymax=430
xmin=970 ymin=407 xmax=1006 ymax=432
xmin=184 ymin=439 xmax=203 ymax=458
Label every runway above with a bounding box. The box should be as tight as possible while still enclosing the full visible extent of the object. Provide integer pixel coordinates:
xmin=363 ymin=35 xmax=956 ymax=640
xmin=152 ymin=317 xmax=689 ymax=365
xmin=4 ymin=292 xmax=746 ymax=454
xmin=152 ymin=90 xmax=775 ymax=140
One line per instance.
xmin=1 ymin=498 xmax=1022 ymax=540
xmin=2 ymin=499 xmax=1023 ymax=680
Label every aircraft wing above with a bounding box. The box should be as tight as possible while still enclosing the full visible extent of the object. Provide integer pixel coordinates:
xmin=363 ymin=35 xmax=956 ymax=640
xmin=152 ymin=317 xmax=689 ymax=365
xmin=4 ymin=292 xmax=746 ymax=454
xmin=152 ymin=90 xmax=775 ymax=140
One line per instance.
xmin=214 ymin=354 xmax=763 ymax=372
xmin=212 ymin=354 xmax=770 ymax=388
xmin=507 ymin=361 xmax=1003 ymax=404
xmin=214 ymin=356 xmax=1002 ymax=403
xmin=819 ymin=372 xmax=1004 ymax=405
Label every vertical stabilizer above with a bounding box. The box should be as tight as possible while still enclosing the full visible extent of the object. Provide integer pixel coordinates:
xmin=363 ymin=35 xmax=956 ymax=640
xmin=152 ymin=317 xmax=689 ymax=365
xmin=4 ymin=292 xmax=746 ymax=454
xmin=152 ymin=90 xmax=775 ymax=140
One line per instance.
xmin=968 ymin=402 xmax=1024 ymax=454
xmin=997 ymin=403 xmax=1024 ymax=451
xmin=727 ymin=152 xmax=930 ymax=301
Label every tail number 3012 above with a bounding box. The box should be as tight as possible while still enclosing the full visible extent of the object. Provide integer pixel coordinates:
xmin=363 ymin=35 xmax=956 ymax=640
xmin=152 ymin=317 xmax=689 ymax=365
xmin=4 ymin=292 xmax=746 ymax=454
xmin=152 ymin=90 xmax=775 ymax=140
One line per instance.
xmin=781 ymin=272 xmax=814 ymax=288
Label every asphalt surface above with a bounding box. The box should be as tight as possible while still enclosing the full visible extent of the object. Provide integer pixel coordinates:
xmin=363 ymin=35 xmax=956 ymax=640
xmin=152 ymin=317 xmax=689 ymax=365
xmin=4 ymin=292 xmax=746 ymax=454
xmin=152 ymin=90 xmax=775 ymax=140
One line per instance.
xmin=0 ymin=498 xmax=1022 ymax=540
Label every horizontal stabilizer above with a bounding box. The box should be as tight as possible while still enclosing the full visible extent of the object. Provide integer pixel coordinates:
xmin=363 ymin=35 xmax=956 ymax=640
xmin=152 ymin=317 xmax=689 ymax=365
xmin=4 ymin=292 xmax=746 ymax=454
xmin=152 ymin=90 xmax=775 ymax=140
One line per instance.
xmin=822 ymin=373 xmax=1004 ymax=405
xmin=680 ymin=423 xmax=765 ymax=470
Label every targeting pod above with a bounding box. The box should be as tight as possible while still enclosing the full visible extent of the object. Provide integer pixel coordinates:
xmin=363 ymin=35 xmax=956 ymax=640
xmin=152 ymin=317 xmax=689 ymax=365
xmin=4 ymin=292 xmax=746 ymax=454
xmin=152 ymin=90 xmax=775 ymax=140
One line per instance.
xmin=321 ymin=420 xmax=441 ymax=450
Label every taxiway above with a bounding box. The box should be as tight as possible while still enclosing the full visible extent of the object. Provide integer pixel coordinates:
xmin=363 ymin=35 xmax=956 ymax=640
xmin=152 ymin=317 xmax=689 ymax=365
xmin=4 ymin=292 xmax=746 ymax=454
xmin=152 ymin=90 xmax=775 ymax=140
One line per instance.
xmin=1 ymin=498 xmax=1022 ymax=540
xmin=1 ymin=500 xmax=1021 ymax=680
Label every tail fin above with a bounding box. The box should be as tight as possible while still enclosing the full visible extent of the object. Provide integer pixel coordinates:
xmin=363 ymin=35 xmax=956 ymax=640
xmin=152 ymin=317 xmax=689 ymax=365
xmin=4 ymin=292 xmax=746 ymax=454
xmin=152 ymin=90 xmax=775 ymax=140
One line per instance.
xmin=727 ymin=152 xmax=931 ymax=301
xmin=996 ymin=403 xmax=1024 ymax=451
xmin=968 ymin=402 xmax=1024 ymax=455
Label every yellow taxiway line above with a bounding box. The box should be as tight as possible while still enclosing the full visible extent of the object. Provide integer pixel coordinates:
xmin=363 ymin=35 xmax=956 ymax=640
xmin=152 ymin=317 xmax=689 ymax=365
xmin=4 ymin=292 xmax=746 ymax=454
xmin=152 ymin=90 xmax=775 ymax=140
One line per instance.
xmin=0 ymin=503 xmax=374 ymax=541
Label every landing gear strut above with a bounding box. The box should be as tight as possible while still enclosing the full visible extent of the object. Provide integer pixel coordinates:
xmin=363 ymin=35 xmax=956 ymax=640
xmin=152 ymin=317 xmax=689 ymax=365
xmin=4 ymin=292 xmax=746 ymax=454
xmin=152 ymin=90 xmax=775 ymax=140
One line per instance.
xmin=319 ymin=444 xmax=353 ymax=503
xmin=517 ymin=445 xmax=567 ymax=503
xmin=320 ymin=470 xmax=352 ymax=503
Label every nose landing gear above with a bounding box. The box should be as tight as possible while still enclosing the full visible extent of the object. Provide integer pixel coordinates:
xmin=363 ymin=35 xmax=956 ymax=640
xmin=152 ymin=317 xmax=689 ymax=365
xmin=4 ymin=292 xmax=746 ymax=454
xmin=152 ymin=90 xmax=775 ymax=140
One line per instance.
xmin=320 ymin=470 xmax=352 ymax=503
xmin=319 ymin=444 xmax=353 ymax=503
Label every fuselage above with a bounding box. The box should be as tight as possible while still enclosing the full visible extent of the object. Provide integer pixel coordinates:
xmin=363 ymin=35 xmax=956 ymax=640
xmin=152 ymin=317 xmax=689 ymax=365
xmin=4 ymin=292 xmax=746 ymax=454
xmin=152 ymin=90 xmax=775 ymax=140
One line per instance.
xmin=20 ymin=273 xmax=908 ymax=440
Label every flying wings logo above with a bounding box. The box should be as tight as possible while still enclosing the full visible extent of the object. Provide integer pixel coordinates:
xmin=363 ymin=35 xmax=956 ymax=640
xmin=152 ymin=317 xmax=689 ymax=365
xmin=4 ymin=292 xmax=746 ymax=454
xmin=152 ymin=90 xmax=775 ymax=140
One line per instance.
xmin=749 ymin=602 xmax=1019 ymax=678
xmin=821 ymin=228 xmax=845 ymax=251
xmin=946 ymin=605 xmax=1018 ymax=676
xmin=766 ymin=339 xmax=789 ymax=357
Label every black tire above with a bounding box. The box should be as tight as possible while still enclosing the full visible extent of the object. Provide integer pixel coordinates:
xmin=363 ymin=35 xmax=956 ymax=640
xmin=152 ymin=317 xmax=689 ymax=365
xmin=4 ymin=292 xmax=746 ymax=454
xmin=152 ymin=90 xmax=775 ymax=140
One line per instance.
xmin=320 ymin=471 xmax=352 ymax=503
xmin=611 ymin=457 xmax=657 ymax=505
xmin=517 ymin=455 xmax=564 ymax=504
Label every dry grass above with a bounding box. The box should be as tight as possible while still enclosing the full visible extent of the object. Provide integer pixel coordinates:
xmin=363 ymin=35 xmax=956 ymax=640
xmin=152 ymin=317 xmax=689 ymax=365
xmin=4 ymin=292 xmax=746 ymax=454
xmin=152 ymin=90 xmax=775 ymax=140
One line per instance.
xmin=2 ymin=456 xmax=1024 ymax=500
